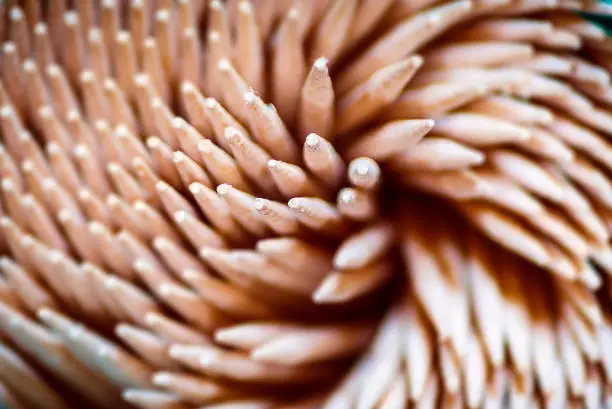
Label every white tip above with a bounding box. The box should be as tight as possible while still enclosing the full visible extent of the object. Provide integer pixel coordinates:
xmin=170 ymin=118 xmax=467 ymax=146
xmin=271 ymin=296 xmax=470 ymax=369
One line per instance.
xmin=339 ymin=189 xmax=356 ymax=204
xmin=78 ymin=188 xmax=92 ymax=199
xmin=305 ymin=133 xmax=320 ymax=147
xmin=88 ymin=28 xmax=102 ymax=42
xmin=37 ymin=307 xmax=53 ymax=321
xmin=106 ymin=195 xmax=120 ymax=206
xmin=22 ymin=59 xmax=36 ymax=72
xmin=21 ymin=161 xmax=33 ymax=172
xmin=107 ymin=163 xmax=121 ymax=174
xmin=115 ymin=324 xmax=131 ymax=339
xmin=114 ymin=125 xmax=129 ymax=137
xmin=197 ymin=140 xmax=212 ymax=153
xmin=239 ymin=0 xmax=253 ymax=13
xmin=63 ymin=11 xmax=78 ymax=25
xmin=267 ymin=159 xmax=280 ymax=170
xmin=287 ymin=7 xmax=299 ymax=20
xmin=38 ymin=105 xmax=53 ymax=118
xmin=104 ymin=276 xmax=119 ymax=289
xmin=0 ymin=106 xmax=13 ymax=117
xmin=253 ymin=198 xmax=266 ymax=212
xmin=48 ymin=250 xmax=63 ymax=264
xmin=103 ymin=78 xmax=117 ymax=90
xmin=88 ymin=221 xmax=104 ymax=234
xmin=57 ymin=209 xmax=72 ymax=222
xmin=143 ymin=37 xmax=156 ymax=48
xmin=287 ymin=198 xmax=301 ymax=209
xmin=79 ymin=70 xmax=95 ymax=82
xmin=1 ymin=179 xmax=13 ymax=190
xmin=243 ymin=89 xmax=256 ymax=103
xmin=181 ymin=81 xmax=196 ymax=93
xmin=217 ymin=58 xmax=232 ymax=72
xmin=314 ymin=57 xmax=329 ymax=70
xmin=168 ymin=345 xmax=183 ymax=359
xmin=182 ymin=270 xmax=199 ymax=280
xmin=9 ymin=7 xmax=24 ymax=20
xmin=174 ymin=210 xmax=188 ymax=223
xmin=189 ymin=183 xmax=202 ymax=194
xmin=224 ymin=127 xmax=240 ymax=141
xmin=116 ymin=31 xmax=130 ymax=43
xmin=46 ymin=142 xmax=61 ymax=155
xmin=2 ymin=42 xmax=16 ymax=53
xmin=199 ymin=348 xmax=219 ymax=366
xmin=172 ymin=151 xmax=185 ymax=163
xmin=147 ymin=137 xmax=161 ymax=148
xmin=46 ymin=64 xmax=61 ymax=76
xmin=152 ymin=236 xmax=168 ymax=249
xmin=134 ymin=73 xmax=149 ymax=86
xmin=158 ymin=284 xmax=172 ymax=297
xmin=20 ymin=235 xmax=34 ymax=247
xmin=144 ymin=312 xmax=160 ymax=325
xmin=204 ymin=98 xmax=217 ymax=109
xmin=152 ymin=373 xmax=172 ymax=386
xmin=172 ymin=117 xmax=184 ymax=129
xmin=21 ymin=195 xmax=34 ymax=206
xmin=155 ymin=181 xmax=169 ymax=192
xmin=133 ymin=201 xmax=147 ymax=211
xmin=156 ymin=9 xmax=170 ymax=20
xmin=216 ymin=184 xmax=231 ymax=195
xmin=34 ymin=23 xmax=47 ymax=35
xmin=94 ymin=120 xmax=109 ymax=131
xmin=42 ymin=178 xmax=56 ymax=191
xmin=356 ymin=164 xmax=370 ymax=176
xmin=97 ymin=345 xmax=113 ymax=357
xmin=132 ymin=259 xmax=148 ymax=272
xmin=312 ymin=275 xmax=340 ymax=303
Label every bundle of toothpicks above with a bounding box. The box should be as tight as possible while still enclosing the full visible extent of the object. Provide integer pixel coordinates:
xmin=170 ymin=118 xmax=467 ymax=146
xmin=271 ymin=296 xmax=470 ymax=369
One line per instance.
xmin=0 ymin=1 xmax=610 ymax=408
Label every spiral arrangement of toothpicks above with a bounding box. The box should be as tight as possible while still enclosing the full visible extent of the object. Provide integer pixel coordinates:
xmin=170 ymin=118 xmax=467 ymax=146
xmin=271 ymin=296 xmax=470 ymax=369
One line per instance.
xmin=0 ymin=1 xmax=610 ymax=408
